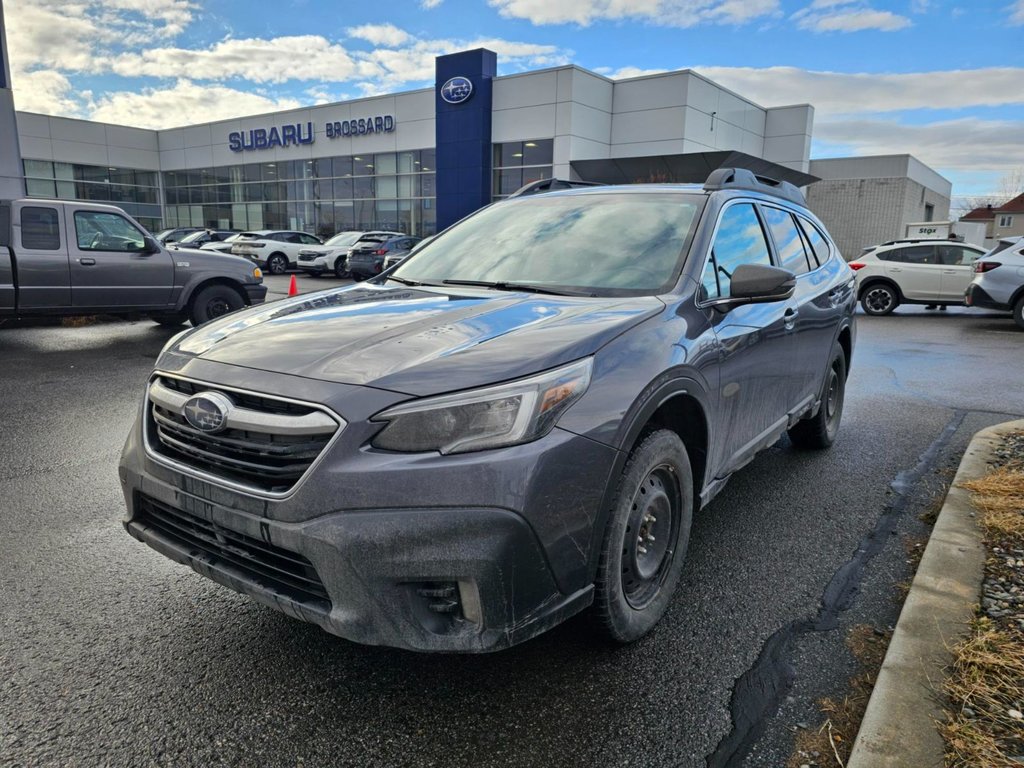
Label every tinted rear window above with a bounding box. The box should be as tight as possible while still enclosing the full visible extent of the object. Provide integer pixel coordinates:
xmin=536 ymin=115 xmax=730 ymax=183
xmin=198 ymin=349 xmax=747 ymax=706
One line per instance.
xmin=21 ymin=206 xmax=61 ymax=250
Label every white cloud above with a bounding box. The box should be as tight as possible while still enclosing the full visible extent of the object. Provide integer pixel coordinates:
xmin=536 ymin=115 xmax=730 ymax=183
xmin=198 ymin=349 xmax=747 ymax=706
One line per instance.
xmin=421 ymin=0 xmax=443 ymax=7
xmin=10 ymin=69 xmax=81 ymax=116
xmin=597 ymin=66 xmax=670 ymax=79
xmin=814 ymin=117 xmax=1024 ymax=172
xmin=87 ymin=80 xmax=303 ymax=129
xmin=693 ymin=65 xmax=1024 ymax=114
xmin=793 ymin=1 xmax=911 ymax=32
xmin=487 ymin=0 xmax=779 ymax=27
xmin=107 ymin=36 xmax=359 ymax=83
xmin=346 ymin=23 xmax=413 ymax=47
xmin=1011 ymin=0 xmax=1024 ymax=23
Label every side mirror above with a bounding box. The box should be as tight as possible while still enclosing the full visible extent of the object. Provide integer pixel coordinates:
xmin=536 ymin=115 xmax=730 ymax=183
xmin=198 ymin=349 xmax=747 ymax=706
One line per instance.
xmin=143 ymin=236 xmax=162 ymax=254
xmin=708 ymin=264 xmax=796 ymax=312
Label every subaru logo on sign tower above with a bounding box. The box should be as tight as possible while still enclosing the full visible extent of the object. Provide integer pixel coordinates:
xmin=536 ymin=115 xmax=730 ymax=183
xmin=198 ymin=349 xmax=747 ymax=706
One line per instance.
xmin=182 ymin=392 xmax=233 ymax=434
xmin=440 ymin=76 xmax=474 ymax=105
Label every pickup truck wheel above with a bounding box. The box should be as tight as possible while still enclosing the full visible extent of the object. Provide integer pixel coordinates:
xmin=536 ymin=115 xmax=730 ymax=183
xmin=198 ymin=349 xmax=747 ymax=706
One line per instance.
xmin=594 ymin=429 xmax=693 ymax=643
xmin=1013 ymin=295 xmax=1024 ymax=331
xmin=267 ymin=253 xmax=288 ymax=275
xmin=860 ymin=284 xmax=898 ymax=315
xmin=151 ymin=312 xmax=188 ymax=328
xmin=334 ymin=258 xmax=350 ymax=279
xmin=788 ymin=347 xmax=847 ymax=450
xmin=189 ymin=284 xmax=244 ymax=326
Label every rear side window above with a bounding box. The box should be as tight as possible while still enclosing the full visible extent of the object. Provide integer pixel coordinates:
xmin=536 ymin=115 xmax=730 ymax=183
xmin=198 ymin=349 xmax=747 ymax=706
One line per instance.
xmin=882 ymin=245 xmax=935 ymax=264
xmin=937 ymin=245 xmax=982 ymax=266
xmin=761 ymin=206 xmax=811 ymax=275
xmin=21 ymin=206 xmax=61 ymax=250
xmin=701 ymin=203 xmax=773 ymax=300
xmin=796 ymin=217 xmax=830 ymax=267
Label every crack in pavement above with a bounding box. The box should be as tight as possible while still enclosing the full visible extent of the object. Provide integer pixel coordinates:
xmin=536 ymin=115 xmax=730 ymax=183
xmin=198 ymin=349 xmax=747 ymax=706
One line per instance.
xmin=705 ymin=408 xmax=968 ymax=768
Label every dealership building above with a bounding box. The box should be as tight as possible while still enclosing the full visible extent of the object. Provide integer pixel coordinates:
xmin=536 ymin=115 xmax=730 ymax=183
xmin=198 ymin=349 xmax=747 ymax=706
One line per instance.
xmin=0 ymin=35 xmax=951 ymax=254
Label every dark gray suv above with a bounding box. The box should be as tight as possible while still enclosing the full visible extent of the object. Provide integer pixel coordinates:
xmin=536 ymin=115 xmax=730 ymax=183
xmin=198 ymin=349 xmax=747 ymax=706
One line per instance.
xmin=120 ymin=169 xmax=856 ymax=652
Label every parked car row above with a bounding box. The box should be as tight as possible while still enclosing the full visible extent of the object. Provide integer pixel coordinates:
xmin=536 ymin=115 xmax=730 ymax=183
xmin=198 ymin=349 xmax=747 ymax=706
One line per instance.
xmin=295 ymin=231 xmax=421 ymax=280
xmin=849 ymin=235 xmax=1024 ymax=328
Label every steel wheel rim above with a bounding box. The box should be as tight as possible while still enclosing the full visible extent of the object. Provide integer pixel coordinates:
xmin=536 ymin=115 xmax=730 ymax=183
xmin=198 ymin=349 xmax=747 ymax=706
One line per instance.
xmin=622 ymin=464 xmax=680 ymax=609
xmin=206 ymin=297 xmax=231 ymax=319
xmin=865 ymin=287 xmax=893 ymax=313
xmin=825 ymin=363 xmax=843 ymax=438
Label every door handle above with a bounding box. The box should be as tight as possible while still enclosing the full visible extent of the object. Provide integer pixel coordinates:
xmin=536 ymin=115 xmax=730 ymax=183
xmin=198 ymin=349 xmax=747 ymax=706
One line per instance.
xmin=78 ymin=257 xmax=96 ymax=266
xmin=889 ymin=267 xmax=902 ymax=272
xmin=942 ymin=269 xmax=957 ymax=274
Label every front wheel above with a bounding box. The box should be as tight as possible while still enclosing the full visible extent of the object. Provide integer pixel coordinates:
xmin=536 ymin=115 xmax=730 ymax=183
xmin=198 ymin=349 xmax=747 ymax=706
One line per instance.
xmin=189 ymin=284 xmax=244 ymax=326
xmin=1013 ymin=295 xmax=1024 ymax=331
xmin=594 ymin=429 xmax=693 ymax=643
xmin=266 ymin=253 xmax=288 ymax=275
xmin=860 ymin=284 xmax=899 ymax=315
xmin=788 ymin=348 xmax=847 ymax=449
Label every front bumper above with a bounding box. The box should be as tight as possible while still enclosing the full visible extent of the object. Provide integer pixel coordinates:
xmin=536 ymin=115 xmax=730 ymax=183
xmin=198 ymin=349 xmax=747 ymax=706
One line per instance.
xmin=965 ymin=282 xmax=1011 ymax=311
xmin=119 ymin=366 xmax=616 ymax=651
xmin=244 ymin=283 xmax=268 ymax=305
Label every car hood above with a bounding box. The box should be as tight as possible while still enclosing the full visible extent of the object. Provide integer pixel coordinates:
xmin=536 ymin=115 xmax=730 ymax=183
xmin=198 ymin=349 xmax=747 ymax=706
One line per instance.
xmin=169 ymin=283 xmax=664 ymax=395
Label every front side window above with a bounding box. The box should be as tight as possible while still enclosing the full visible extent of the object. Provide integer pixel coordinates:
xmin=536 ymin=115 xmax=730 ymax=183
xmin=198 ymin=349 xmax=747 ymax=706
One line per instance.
xmin=21 ymin=206 xmax=60 ymax=250
xmin=73 ymin=210 xmax=146 ymax=252
xmin=761 ymin=206 xmax=810 ymax=275
xmin=395 ymin=193 xmax=703 ymax=296
xmin=701 ymin=203 xmax=773 ymax=300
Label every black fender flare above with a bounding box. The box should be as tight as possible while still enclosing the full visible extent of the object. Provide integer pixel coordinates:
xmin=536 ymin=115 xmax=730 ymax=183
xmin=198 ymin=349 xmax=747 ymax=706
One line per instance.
xmin=585 ymin=372 xmax=714 ymax=581
xmin=175 ymin=277 xmax=247 ymax=311
xmin=857 ymin=276 xmax=903 ymax=302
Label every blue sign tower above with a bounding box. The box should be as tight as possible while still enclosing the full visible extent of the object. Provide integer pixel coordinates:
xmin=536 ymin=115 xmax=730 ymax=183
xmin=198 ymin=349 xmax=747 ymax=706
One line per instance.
xmin=434 ymin=49 xmax=496 ymax=231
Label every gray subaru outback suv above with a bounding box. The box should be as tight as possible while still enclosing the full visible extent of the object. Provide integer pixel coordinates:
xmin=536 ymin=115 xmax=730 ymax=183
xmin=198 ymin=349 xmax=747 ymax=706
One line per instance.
xmin=120 ymin=169 xmax=856 ymax=652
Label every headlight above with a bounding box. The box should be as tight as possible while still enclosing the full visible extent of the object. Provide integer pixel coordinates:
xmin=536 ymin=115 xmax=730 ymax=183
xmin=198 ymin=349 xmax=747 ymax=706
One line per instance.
xmin=371 ymin=358 xmax=593 ymax=454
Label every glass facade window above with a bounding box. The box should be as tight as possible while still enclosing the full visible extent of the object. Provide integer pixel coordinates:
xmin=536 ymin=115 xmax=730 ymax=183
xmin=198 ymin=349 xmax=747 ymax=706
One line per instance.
xmin=160 ymin=149 xmax=438 ymax=237
xmin=492 ymin=139 xmax=554 ymax=200
xmin=22 ymin=160 xmax=164 ymax=233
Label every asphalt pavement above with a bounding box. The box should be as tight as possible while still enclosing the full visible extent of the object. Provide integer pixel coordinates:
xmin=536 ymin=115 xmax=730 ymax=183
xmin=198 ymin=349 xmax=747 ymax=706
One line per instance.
xmin=1 ymin=295 xmax=1022 ymax=768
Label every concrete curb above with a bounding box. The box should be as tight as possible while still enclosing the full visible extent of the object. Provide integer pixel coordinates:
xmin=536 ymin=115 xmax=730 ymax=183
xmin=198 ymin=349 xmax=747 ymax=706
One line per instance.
xmin=847 ymin=418 xmax=1024 ymax=768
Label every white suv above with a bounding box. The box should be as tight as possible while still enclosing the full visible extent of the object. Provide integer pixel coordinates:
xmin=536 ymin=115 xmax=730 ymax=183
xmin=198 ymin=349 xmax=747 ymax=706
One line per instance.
xmin=849 ymin=239 xmax=987 ymax=315
xmin=230 ymin=230 xmax=323 ymax=274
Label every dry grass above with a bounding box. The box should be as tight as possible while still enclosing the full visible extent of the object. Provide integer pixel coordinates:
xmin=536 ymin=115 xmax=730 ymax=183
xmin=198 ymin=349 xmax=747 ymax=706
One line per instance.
xmin=941 ymin=465 xmax=1024 ymax=767
xmin=961 ymin=466 xmax=1024 ymax=538
xmin=787 ymin=625 xmax=892 ymax=768
xmin=941 ymin=619 xmax=1024 ymax=768
xmin=60 ymin=315 xmax=100 ymax=327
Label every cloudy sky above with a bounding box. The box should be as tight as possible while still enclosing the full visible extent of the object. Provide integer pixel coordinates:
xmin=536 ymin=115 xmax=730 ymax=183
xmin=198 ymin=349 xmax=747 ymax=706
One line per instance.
xmin=4 ymin=0 xmax=1023 ymax=197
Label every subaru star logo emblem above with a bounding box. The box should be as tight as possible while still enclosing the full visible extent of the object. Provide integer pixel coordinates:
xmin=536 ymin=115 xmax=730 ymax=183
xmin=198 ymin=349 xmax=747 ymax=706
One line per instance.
xmin=182 ymin=392 xmax=233 ymax=433
xmin=440 ymin=76 xmax=473 ymax=105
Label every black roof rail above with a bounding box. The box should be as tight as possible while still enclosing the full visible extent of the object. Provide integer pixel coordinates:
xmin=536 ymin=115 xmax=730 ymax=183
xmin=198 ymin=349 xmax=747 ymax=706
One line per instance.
xmin=703 ymin=167 xmax=806 ymax=206
xmin=507 ymin=178 xmax=604 ymax=198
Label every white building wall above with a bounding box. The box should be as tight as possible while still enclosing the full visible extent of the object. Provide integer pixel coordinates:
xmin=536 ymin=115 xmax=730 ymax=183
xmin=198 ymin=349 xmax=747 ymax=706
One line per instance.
xmin=16 ymin=112 xmax=161 ymax=169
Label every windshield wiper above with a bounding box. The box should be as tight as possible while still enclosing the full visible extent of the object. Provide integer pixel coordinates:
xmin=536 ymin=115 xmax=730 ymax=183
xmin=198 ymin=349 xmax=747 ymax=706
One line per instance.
xmin=441 ymin=279 xmax=594 ymax=297
xmin=385 ymin=275 xmax=424 ymax=286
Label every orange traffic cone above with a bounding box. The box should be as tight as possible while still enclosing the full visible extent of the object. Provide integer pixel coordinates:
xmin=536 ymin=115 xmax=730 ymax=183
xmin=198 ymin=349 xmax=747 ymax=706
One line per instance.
xmin=287 ymin=274 xmax=298 ymax=297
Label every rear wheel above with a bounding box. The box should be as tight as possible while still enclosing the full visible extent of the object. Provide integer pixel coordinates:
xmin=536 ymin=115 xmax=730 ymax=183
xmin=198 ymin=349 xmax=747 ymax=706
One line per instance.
xmin=788 ymin=348 xmax=847 ymax=449
xmin=1014 ymin=295 xmax=1024 ymax=331
xmin=334 ymin=257 xmax=350 ymax=279
xmin=594 ymin=429 xmax=693 ymax=643
xmin=188 ymin=284 xmax=244 ymax=326
xmin=266 ymin=253 xmax=288 ymax=275
xmin=861 ymin=283 xmax=899 ymax=315
xmin=352 ymin=272 xmax=367 ymax=282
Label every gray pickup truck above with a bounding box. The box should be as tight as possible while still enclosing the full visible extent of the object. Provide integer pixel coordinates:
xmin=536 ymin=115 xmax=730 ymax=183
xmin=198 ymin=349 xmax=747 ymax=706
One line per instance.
xmin=0 ymin=199 xmax=267 ymax=326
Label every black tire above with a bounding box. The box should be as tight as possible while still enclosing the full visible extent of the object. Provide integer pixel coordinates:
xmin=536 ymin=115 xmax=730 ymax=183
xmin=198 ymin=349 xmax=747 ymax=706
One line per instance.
xmin=334 ymin=258 xmax=350 ymax=279
xmin=594 ymin=429 xmax=694 ymax=643
xmin=1014 ymin=295 xmax=1024 ymax=331
xmin=352 ymin=272 xmax=367 ymax=282
xmin=266 ymin=253 xmax=288 ymax=275
xmin=151 ymin=312 xmax=187 ymax=328
xmin=188 ymin=284 xmax=245 ymax=326
xmin=860 ymin=283 xmax=899 ymax=315
xmin=788 ymin=347 xmax=847 ymax=450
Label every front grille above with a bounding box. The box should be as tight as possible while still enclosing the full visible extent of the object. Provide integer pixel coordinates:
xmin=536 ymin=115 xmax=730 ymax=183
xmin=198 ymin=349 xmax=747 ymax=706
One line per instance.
xmin=135 ymin=494 xmax=331 ymax=609
xmin=298 ymin=253 xmax=316 ymax=262
xmin=146 ymin=375 xmax=341 ymax=495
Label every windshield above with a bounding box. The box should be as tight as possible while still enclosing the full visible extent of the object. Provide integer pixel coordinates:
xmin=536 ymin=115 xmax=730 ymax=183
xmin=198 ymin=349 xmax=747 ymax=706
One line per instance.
xmin=325 ymin=232 xmax=363 ymax=247
xmin=393 ymin=193 xmax=702 ymax=295
xmin=177 ymin=230 xmax=209 ymax=244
